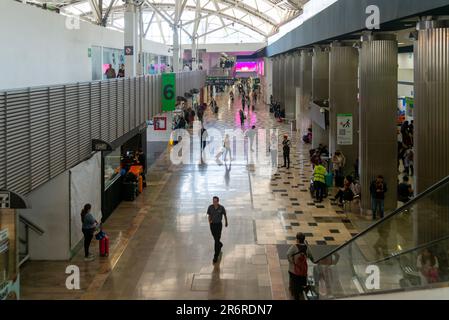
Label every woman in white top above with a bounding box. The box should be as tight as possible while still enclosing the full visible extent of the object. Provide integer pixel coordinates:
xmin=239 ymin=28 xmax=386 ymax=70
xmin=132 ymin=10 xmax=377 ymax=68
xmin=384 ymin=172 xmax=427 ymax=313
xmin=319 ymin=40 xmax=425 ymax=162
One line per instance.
xmin=417 ymin=248 xmax=440 ymax=284
xmin=223 ymin=134 xmax=232 ymax=162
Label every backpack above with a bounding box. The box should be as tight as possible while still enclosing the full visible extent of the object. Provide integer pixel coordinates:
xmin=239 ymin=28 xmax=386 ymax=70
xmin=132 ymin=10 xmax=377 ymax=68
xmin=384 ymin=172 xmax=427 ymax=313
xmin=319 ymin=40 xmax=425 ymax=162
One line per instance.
xmin=293 ymin=244 xmax=308 ymax=277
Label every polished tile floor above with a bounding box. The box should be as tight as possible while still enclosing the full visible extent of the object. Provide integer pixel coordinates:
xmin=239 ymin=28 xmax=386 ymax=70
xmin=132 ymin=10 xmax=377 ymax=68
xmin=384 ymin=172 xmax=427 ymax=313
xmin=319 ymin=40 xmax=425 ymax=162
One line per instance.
xmin=21 ymin=90 xmax=365 ymax=300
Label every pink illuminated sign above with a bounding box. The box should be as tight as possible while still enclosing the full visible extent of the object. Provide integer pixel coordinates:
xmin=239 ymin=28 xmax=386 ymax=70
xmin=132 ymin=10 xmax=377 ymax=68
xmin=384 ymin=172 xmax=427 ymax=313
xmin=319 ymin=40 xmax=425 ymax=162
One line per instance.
xmin=235 ymin=62 xmax=258 ymax=73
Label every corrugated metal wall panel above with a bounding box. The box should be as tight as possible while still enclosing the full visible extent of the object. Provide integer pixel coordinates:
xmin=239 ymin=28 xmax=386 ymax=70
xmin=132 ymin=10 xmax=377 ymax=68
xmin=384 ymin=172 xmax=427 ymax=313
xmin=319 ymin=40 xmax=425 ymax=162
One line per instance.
xmin=124 ymin=79 xmax=130 ymax=133
xmin=5 ymin=90 xmax=30 ymax=194
xmin=0 ymin=93 xmax=6 ymax=189
xmin=49 ymin=86 xmax=66 ymax=178
xmin=100 ymin=82 xmax=110 ymax=142
xmin=0 ymin=72 xmax=206 ymax=195
xmin=109 ymin=80 xmax=118 ymax=141
xmin=117 ymin=79 xmax=125 ymax=137
xmin=130 ymin=79 xmax=136 ymax=130
xmin=78 ymin=83 xmax=91 ymax=160
xmin=135 ymin=77 xmax=141 ymax=126
xmin=90 ymin=82 xmax=101 ymax=140
xmin=65 ymin=85 xmax=80 ymax=169
xmin=29 ymin=88 xmax=50 ymax=190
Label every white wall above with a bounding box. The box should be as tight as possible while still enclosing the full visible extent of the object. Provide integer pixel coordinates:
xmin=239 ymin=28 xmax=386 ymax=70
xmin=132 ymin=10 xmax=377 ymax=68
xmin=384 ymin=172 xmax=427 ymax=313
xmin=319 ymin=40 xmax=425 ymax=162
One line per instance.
xmin=69 ymin=153 xmax=102 ymax=251
xmin=0 ymin=1 xmax=171 ymax=90
xmin=18 ymin=172 xmax=71 ymax=261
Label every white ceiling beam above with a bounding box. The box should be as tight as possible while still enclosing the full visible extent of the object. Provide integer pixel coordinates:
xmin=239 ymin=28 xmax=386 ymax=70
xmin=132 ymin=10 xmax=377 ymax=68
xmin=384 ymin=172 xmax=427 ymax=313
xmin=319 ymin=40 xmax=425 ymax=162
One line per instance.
xmin=211 ymin=0 xmax=229 ymax=36
xmin=144 ymin=11 xmax=155 ymax=37
xmin=87 ymin=0 xmax=102 ymax=24
xmin=196 ymin=22 xmax=234 ymax=39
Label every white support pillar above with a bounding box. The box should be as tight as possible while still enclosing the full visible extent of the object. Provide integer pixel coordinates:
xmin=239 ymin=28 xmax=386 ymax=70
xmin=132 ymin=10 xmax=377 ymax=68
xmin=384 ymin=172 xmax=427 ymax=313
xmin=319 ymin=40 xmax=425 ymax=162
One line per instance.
xmin=124 ymin=1 xmax=138 ymax=77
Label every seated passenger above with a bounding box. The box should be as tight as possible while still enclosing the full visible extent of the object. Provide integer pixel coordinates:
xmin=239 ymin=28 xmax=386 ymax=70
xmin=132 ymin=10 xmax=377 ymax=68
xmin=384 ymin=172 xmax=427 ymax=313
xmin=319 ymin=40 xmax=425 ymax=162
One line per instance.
xmin=335 ymin=176 xmax=355 ymax=206
xmin=417 ymin=248 xmax=440 ymax=284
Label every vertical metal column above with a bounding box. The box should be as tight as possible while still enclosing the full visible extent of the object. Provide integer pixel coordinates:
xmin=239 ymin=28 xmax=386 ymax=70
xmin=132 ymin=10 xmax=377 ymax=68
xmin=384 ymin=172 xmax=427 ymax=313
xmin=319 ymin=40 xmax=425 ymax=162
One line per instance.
xmin=329 ymin=43 xmax=359 ymax=175
xmin=359 ymin=33 xmax=398 ymax=213
xmin=414 ymin=20 xmax=449 ymax=243
xmin=272 ymin=57 xmax=279 ymax=103
xmin=312 ymin=46 xmax=330 ymax=149
xmin=299 ymin=50 xmax=312 ymax=135
xmin=279 ymin=55 xmax=286 ymax=109
xmin=284 ymin=54 xmax=295 ymax=120
xmin=294 ymin=51 xmax=301 ymax=131
xmin=415 ymin=20 xmax=449 ymax=192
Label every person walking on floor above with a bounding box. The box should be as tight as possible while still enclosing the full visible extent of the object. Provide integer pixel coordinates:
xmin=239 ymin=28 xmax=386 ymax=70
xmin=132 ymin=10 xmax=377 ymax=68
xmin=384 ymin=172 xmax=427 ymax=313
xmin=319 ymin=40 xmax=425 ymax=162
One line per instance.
xmin=269 ymin=131 xmax=278 ymax=168
xmin=239 ymin=109 xmax=245 ymax=127
xmin=282 ymin=134 xmax=291 ymax=169
xmin=207 ymin=197 xmax=228 ymax=264
xmin=313 ymin=161 xmax=327 ymax=203
xmin=287 ymin=232 xmax=313 ymax=300
xmin=246 ymin=125 xmax=257 ymax=152
xmin=223 ymin=134 xmax=232 ymax=162
xmin=81 ymin=204 xmax=98 ymax=262
xmin=370 ymin=175 xmax=387 ymax=220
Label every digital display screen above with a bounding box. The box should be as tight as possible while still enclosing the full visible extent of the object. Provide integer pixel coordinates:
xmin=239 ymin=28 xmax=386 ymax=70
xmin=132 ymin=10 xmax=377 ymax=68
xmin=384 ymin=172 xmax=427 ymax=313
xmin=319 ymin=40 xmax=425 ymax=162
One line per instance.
xmin=235 ymin=62 xmax=258 ymax=73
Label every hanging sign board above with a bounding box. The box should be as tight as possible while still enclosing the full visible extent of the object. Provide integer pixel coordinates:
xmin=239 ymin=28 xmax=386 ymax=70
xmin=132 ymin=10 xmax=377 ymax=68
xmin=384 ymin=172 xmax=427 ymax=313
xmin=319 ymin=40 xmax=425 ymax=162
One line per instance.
xmin=337 ymin=114 xmax=353 ymax=145
xmin=162 ymin=73 xmax=176 ymax=112
xmin=0 ymin=192 xmax=10 ymax=209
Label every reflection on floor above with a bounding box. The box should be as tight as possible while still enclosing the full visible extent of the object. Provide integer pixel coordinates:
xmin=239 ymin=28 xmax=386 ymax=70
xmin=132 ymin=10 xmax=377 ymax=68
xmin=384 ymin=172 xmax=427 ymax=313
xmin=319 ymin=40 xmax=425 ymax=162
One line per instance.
xmin=21 ymin=90 xmax=366 ymax=300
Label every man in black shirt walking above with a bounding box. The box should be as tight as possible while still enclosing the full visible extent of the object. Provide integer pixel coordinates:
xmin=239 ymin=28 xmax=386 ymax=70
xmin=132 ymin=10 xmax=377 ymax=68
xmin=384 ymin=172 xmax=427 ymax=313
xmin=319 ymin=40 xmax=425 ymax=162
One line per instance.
xmin=207 ymin=196 xmax=228 ymax=264
xmin=282 ymin=135 xmax=291 ymax=169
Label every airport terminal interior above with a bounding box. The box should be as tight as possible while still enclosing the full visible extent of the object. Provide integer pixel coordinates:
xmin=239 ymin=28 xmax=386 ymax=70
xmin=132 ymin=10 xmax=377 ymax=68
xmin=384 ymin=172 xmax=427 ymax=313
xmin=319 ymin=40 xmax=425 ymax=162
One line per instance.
xmin=1 ymin=0 xmax=449 ymax=301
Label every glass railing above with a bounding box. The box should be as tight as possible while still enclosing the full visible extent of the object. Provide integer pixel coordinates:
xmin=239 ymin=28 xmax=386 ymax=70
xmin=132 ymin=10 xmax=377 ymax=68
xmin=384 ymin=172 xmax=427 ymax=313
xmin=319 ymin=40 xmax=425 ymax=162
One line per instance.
xmin=309 ymin=175 xmax=449 ymax=299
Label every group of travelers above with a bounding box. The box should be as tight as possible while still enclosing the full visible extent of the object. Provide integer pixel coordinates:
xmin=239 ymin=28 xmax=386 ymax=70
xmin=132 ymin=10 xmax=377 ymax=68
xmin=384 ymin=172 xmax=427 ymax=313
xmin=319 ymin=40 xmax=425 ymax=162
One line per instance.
xmin=105 ymin=64 xmax=125 ymax=79
xmin=269 ymin=95 xmax=285 ymax=121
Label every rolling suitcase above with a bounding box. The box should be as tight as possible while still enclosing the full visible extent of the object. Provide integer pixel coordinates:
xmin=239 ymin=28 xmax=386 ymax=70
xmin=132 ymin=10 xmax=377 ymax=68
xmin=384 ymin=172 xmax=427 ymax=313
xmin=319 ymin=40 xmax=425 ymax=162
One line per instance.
xmin=99 ymin=234 xmax=109 ymax=257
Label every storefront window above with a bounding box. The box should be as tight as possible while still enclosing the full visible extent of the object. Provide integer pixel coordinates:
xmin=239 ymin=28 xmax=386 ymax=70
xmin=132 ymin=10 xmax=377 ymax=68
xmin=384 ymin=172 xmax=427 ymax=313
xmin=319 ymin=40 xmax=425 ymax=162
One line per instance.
xmin=104 ymin=147 xmax=121 ymax=190
xmin=0 ymin=209 xmax=18 ymax=300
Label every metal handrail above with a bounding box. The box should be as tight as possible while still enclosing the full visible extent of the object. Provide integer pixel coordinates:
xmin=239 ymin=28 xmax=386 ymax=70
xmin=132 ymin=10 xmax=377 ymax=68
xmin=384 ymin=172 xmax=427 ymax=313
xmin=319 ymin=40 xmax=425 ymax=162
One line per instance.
xmin=19 ymin=215 xmax=44 ymax=236
xmin=312 ymin=174 xmax=449 ymax=264
xmin=371 ymin=234 xmax=449 ymax=265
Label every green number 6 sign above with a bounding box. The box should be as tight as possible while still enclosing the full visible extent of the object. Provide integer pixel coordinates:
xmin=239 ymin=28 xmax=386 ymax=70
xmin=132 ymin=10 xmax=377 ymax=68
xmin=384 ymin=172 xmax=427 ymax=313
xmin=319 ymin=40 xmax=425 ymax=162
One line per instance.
xmin=162 ymin=73 xmax=176 ymax=111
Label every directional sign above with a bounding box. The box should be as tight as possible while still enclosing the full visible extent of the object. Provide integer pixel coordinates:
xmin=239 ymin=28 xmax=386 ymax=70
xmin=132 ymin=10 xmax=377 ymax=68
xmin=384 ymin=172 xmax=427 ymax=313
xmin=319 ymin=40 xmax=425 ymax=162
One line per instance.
xmin=162 ymin=73 xmax=176 ymax=112
xmin=337 ymin=114 xmax=353 ymax=145
xmin=124 ymin=46 xmax=134 ymax=56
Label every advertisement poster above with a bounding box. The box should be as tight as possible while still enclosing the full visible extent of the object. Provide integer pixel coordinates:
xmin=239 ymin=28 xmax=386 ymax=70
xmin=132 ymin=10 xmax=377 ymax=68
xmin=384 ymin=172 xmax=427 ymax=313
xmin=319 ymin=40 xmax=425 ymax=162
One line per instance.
xmin=162 ymin=73 xmax=176 ymax=112
xmin=337 ymin=114 xmax=353 ymax=145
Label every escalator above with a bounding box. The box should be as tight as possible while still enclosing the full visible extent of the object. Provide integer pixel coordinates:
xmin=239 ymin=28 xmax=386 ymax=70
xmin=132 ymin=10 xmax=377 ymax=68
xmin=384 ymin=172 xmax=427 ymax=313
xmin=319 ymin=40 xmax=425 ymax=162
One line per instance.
xmin=307 ymin=175 xmax=449 ymax=299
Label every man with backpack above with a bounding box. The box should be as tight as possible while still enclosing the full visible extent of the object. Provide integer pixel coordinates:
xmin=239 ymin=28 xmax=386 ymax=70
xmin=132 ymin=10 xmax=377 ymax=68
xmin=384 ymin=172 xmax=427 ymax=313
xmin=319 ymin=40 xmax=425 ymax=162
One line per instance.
xmin=287 ymin=232 xmax=314 ymax=300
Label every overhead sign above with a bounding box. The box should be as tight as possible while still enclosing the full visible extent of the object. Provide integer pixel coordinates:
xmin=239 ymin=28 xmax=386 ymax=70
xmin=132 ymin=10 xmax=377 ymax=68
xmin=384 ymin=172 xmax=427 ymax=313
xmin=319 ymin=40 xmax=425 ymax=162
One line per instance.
xmin=206 ymin=77 xmax=236 ymax=86
xmin=337 ymin=114 xmax=353 ymax=145
xmin=92 ymin=139 xmax=113 ymax=152
xmin=162 ymin=73 xmax=176 ymax=112
xmin=0 ymin=192 xmax=10 ymax=209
